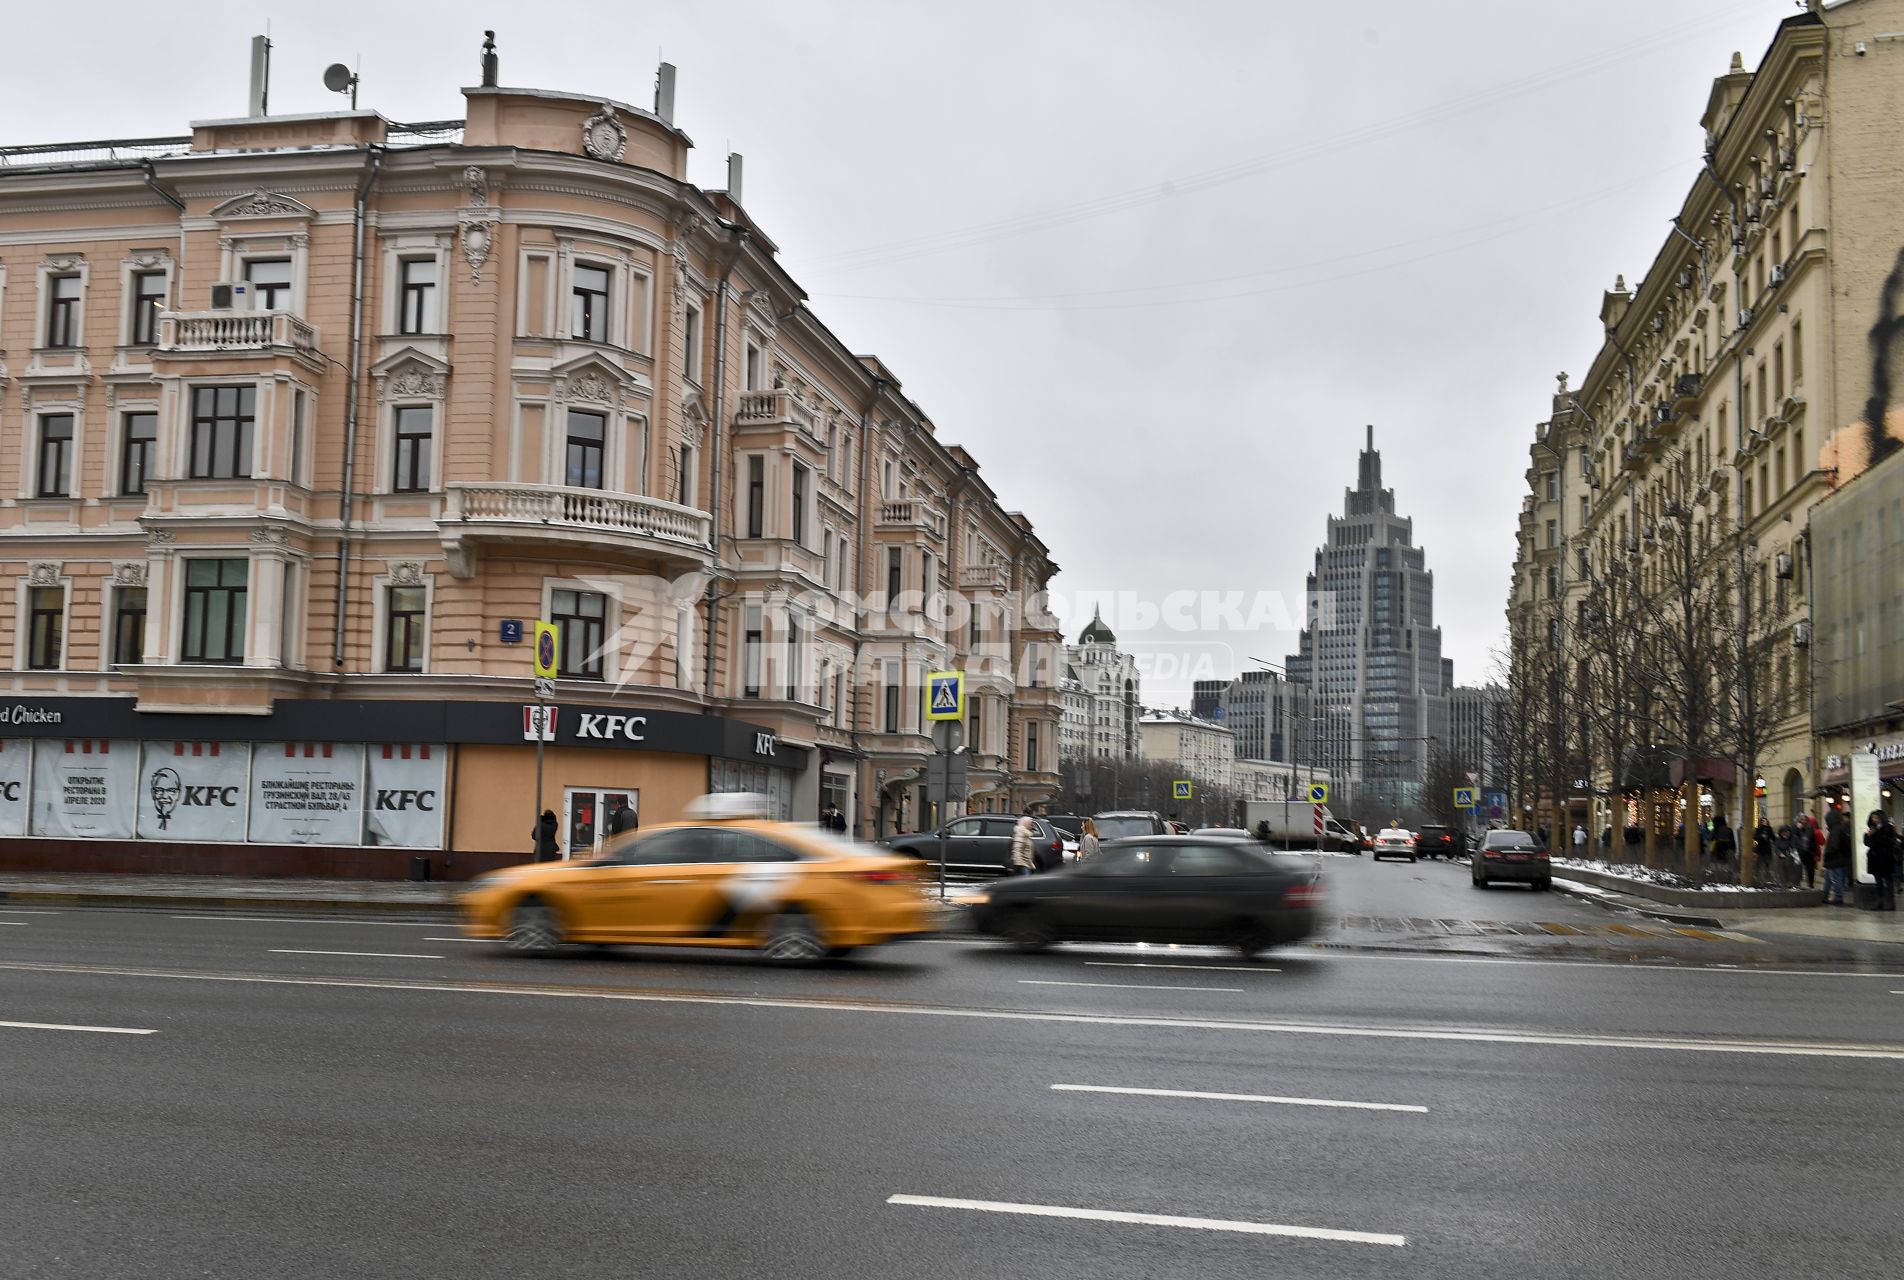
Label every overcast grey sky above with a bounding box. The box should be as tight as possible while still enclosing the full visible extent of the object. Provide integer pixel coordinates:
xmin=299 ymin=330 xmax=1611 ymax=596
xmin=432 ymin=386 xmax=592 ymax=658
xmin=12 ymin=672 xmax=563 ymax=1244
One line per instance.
xmin=5 ymin=0 xmax=1795 ymax=702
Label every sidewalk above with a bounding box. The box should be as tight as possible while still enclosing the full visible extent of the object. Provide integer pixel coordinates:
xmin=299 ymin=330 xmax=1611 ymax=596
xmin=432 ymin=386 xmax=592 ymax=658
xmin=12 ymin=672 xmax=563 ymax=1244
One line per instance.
xmin=0 ymin=871 xmax=460 ymax=915
xmin=1552 ymin=876 xmax=1904 ymax=947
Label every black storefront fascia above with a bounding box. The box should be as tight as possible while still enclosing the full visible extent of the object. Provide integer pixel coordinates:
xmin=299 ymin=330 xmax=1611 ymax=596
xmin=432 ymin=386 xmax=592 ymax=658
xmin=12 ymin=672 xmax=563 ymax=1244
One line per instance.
xmin=0 ymin=697 xmax=808 ymax=773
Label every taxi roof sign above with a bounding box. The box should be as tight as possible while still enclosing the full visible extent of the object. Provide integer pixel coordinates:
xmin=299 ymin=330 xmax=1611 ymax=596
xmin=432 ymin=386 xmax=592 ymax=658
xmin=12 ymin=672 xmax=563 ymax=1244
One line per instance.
xmin=1307 ymin=782 xmax=1329 ymax=804
xmin=926 ymin=671 xmax=965 ymax=721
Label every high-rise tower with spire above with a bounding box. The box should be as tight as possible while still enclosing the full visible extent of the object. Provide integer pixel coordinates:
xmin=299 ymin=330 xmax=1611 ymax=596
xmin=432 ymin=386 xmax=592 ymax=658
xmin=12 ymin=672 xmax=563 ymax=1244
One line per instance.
xmin=1285 ymin=427 xmax=1450 ymax=815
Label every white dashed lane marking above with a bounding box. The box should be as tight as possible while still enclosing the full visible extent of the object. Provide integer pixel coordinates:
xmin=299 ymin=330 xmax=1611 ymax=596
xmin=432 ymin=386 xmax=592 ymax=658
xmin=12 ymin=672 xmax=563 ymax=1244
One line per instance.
xmin=1051 ymin=1083 xmax=1428 ymax=1113
xmin=886 ymin=1195 xmax=1406 ymax=1246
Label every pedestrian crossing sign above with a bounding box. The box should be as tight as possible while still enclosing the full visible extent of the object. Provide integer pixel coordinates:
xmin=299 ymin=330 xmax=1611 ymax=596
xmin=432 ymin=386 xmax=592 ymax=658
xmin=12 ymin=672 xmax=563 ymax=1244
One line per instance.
xmin=1172 ymin=780 xmax=1192 ymax=800
xmin=926 ymin=671 xmax=965 ymax=721
xmin=1307 ymin=783 xmax=1329 ymax=804
xmin=1453 ymin=786 xmax=1478 ymax=809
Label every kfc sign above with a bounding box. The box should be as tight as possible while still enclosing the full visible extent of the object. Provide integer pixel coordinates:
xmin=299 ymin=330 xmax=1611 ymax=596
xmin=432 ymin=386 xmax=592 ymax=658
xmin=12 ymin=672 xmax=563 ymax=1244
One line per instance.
xmin=574 ymin=713 xmax=648 ymax=742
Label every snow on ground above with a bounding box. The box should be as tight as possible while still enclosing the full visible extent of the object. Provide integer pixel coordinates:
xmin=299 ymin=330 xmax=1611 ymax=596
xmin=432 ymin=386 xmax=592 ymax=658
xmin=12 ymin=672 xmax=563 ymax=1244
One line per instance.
xmin=1552 ymin=857 xmax=1794 ymax=893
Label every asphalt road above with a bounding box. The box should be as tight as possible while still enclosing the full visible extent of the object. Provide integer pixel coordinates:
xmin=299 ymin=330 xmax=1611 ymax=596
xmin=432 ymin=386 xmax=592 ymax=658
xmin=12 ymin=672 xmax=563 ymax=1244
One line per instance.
xmin=4 ymin=855 xmax=1902 ymax=1279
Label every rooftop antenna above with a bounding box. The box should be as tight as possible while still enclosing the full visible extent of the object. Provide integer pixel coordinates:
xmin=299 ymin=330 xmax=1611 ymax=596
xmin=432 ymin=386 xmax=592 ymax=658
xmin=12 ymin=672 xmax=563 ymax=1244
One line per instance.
xmin=323 ymin=59 xmax=360 ymax=109
xmin=248 ymin=34 xmax=272 ymax=116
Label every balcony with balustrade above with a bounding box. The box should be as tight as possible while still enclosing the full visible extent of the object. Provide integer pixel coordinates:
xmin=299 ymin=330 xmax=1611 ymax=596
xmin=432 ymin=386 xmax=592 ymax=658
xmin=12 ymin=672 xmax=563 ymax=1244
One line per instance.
xmin=155 ymin=311 xmax=323 ymax=372
xmin=437 ymin=482 xmax=713 ymax=578
xmin=875 ymin=499 xmax=947 ymax=544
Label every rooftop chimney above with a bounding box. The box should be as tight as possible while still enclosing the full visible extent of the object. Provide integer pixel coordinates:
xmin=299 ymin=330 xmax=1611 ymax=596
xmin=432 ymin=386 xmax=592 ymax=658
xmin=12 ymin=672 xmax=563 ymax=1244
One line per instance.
xmin=727 ymin=152 xmax=744 ymax=205
xmin=655 ymin=62 xmax=677 ymax=124
xmin=247 ymin=35 xmax=271 ymax=117
xmin=481 ymin=30 xmax=499 ymax=88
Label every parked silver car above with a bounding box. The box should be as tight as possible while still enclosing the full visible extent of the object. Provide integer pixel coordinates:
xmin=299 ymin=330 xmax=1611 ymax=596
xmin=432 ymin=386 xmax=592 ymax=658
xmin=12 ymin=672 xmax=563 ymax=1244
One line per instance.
xmin=1472 ymin=828 xmax=1551 ymax=890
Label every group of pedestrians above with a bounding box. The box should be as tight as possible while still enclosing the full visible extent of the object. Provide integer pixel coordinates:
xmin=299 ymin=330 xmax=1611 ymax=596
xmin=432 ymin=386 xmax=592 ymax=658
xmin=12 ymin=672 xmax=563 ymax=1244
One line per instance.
xmin=1822 ymin=806 xmax=1899 ymax=910
xmin=1007 ymin=811 xmax=1099 ymax=875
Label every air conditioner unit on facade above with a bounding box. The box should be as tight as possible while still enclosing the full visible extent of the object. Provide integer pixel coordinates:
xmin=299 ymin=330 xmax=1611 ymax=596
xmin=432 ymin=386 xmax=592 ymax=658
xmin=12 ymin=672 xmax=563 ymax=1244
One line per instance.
xmin=1770 ymin=263 xmax=1788 ymax=287
xmin=1793 ymin=620 xmax=1812 ymax=647
xmin=1776 ymin=551 xmax=1794 ymax=579
xmin=210 ymin=281 xmax=254 ymax=310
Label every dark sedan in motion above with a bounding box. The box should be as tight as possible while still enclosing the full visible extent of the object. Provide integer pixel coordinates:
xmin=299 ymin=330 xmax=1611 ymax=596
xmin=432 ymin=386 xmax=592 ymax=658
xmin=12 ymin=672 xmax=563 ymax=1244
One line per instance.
xmin=967 ymin=836 xmax=1324 ymax=957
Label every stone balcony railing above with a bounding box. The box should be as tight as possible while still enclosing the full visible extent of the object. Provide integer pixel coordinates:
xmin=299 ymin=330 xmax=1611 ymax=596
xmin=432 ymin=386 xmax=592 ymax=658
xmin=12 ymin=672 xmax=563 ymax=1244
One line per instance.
xmin=735 ymin=387 xmax=820 ymax=436
xmin=959 ymin=561 xmax=1010 ymax=591
xmin=877 ymin=499 xmax=946 ymax=539
xmin=439 ymin=482 xmax=712 ymax=578
xmin=159 ymin=310 xmax=319 ymax=357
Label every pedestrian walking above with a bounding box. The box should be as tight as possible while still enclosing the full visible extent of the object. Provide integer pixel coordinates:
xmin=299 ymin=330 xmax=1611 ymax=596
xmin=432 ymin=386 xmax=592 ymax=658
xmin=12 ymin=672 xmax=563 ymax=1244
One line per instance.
xmin=1008 ymin=810 xmax=1038 ymax=876
xmin=1078 ymin=818 xmax=1101 ymax=864
xmin=1823 ymin=807 xmax=1853 ymax=905
xmin=1862 ymin=810 xmax=1898 ymax=911
xmin=532 ymin=809 xmax=561 ymax=862
xmin=1796 ymin=812 xmax=1822 ymax=888
xmin=607 ymin=797 xmax=637 ymax=836
xmin=1600 ymin=825 xmax=1613 ymax=851
xmin=1753 ymin=818 xmax=1776 ymax=886
xmin=831 ymin=806 xmax=848 ymax=834
xmin=1709 ymin=814 xmax=1736 ymax=867
xmin=1572 ymin=823 xmax=1587 ymax=855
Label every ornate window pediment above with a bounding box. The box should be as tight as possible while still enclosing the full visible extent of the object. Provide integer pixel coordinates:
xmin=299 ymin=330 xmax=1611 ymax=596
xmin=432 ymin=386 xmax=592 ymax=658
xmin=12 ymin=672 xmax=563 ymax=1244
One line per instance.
xmin=552 ymin=351 xmax=640 ymax=409
xmin=208 ymin=190 xmax=318 ymax=221
xmin=371 ymin=349 xmax=451 ymax=403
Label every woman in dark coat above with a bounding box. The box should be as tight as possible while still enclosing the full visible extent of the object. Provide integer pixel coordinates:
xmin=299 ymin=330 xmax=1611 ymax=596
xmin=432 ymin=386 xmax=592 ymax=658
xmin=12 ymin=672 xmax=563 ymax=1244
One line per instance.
xmin=1862 ymin=810 xmax=1898 ymax=911
xmin=1822 ymin=808 xmax=1853 ymax=905
xmin=532 ymin=809 xmax=562 ymax=862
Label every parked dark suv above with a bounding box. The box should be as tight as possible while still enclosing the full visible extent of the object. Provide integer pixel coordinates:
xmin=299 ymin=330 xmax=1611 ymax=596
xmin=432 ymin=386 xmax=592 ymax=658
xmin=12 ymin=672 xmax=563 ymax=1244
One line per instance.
xmin=1416 ymin=825 xmax=1461 ymax=859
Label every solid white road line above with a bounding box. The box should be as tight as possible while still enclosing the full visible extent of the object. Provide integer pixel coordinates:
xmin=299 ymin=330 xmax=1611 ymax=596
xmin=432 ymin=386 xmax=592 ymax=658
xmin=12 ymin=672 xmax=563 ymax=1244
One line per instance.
xmin=0 ymin=921 xmax=29 ymax=926
xmin=0 ymin=1019 xmax=157 ymax=1035
xmin=5 ymin=960 xmax=1903 ymax=1059
xmin=1085 ymin=961 xmax=1280 ymax=974
xmin=171 ymin=915 xmax=441 ymax=927
xmin=1021 ymin=980 xmax=1245 ymax=994
xmin=0 ymin=909 xmax=60 ymax=915
xmin=267 ymin=949 xmax=445 ymax=960
xmin=1051 ymin=1083 xmax=1428 ymax=1113
xmin=421 ymin=937 xmax=492 ymax=944
xmin=885 ymin=1195 xmax=1405 ymax=1246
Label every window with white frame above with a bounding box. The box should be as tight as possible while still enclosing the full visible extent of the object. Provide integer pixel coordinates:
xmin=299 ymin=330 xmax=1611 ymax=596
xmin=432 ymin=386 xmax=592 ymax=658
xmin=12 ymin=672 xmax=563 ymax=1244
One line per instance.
xmin=120 ymin=411 xmax=157 ymax=497
xmin=45 ymin=274 xmax=82 ymax=348
xmin=181 ymin=559 xmax=248 ymax=663
xmin=398 ymin=258 xmax=438 ymax=335
xmin=392 ymin=406 xmax=434 ymax=493
xmin=129 ymin=270 xmax=168 ymax=345
xmin=742 ymin=603 xmax=763 ymax=699
xmin=27 ymin=584 xmax=65 ymax=670
xmin=565 ymin=410 xmax=607 ymax=489
xmin=384 ymin=585 xmax=428 ymax=673
xmin=683 ymin=304 xmax=702 ymax=384
xmin=36 ymin=414 xmax=74 ymax=498
xmin=744 ymin=341 xmax=762 ymax=390
xmin=551 ymin=588 xmax=607 ymax=679
xmin=746 ymin=455 xmax=765 ymax=538
xmin=189 ymin=385 xmax=256 ymax=479
xmin=677 ymin=441 xmax=697 ymax=507
xmin=112 ymin=585 xmax=147 ymax=667
xmin=572 ymin=264 xmax=610 ymax=343
xmin=786 ymin=618 xmax=802 ymax=702
xmin=245 ymin=259 xmax=293 ymax=310
xmin=791 ymin=462 xmax=809 ymax=546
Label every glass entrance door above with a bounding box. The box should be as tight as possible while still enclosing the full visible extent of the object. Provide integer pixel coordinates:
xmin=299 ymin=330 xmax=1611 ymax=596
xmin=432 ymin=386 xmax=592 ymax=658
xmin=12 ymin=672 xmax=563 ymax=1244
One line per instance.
xmin=563 ymin=787 xmax=638 ymax=858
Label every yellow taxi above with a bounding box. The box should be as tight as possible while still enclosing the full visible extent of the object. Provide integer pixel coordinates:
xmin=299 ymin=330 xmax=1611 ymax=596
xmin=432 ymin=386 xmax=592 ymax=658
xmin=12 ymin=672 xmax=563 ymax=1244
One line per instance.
xmin=460 ymin=794 xmax=934 ymax=962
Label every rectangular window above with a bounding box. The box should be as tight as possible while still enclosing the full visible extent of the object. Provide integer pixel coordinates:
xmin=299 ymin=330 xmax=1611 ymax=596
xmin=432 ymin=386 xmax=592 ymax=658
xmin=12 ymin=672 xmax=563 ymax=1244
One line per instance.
xmin=970 ymin=697 xmax=984 ymax=755
xmin=682 ymin=305 xmax=701 ymax=382
xmin=182 ymin=559 xmax=248 ymax=663
xmin=571 ymin=264 xmax=610 ymax=343
xmin=46 ymin=274 xmax=81 ymax=348
xmin=398 ymin=259 xmax=437 ymax=334
xmin=747 ymin=455 xmax=765 ymax=538
xmin=743 ymin=605 xmax=763 ymax=699
xmin=1545 ymin=519 xmax=1557 ymax=549
xmin=27 ymin=586 xmax=63 ymax=670
xmin=1774 ymin=341 xmax=1786 ymax=401
xmin=120 ymin=411 xmax=157 ymax=496
xmin=385 ymin=585 xmax=427 ymax=673
xmin=245 ymin=259 xmax=292 ymax=310
xmin=744 ymin=342 xmax=761 ymax=390
xmin=290 ymin=390 xmax=307 ymax=487
xmin=130 ymin=270 xmax=167 ymax=345
xmin=970 ymin=602 xmax=982 ymax=650
xmin=36 ymin=414 xmax=73 ymax=498
xmin=1791 ymin=319 xmax=1803 ymax=384
xmin=392 ymin=406 xmax=434 ymax=493
xmin=786 ymin=618 xmax=801 ymax=702
xmin=677 ymin=444 xmax=694 ymax=506
xmin=564 ymin=410 xmax=606 ymax=489
xmin=884 ymin=664 xmax=902 ymax=733
xmin=189 ymin=385 xmax=256 ymax=479
xmin=1026 ymin=722 xmax=1040 ymax=772
xmin=551 ymin=588 xmax=607 ymax=679
xmin=113 ymin=587 xmax=147 ymax=666
xmin=791 ymin=462 xmax=808 ymax=545
xmin=887 ymin=547 xmax=902 ymax=601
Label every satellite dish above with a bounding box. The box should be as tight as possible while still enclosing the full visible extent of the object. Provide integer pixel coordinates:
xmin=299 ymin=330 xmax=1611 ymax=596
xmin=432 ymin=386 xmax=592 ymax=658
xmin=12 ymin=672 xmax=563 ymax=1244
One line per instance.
xmin=322 ymin=63 xmax=354 ymax=93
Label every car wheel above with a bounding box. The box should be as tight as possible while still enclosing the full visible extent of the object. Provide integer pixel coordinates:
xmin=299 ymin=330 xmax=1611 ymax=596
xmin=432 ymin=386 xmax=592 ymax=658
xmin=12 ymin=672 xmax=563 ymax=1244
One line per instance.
xmin=826 ymin=945 xmax=858 ymax=960
xmin=761 ymin=909 xmax=827 ymax=964
xmin=1002 ymin=907 xmax=1055 ymax=953
xmin=1233 ymin=920 xmax=1277 ymax=958
xmin=1409 ymin=855 xmax=1419 ymax=863
xmin=504 ymin=897 xmax=563 ymax=955
xmin=1534 ymin=878 xmax=1552 ymax=892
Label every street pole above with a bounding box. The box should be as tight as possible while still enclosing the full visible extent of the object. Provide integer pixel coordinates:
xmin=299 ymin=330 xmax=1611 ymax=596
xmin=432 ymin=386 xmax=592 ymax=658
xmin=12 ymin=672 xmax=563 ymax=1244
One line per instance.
xmin=534 ymin=690 xmax=547 ymax=855
xmin=935 ymin=741 xmax=947 ymax=904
